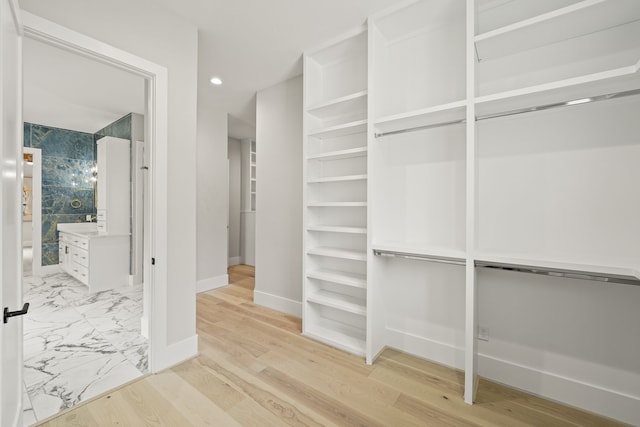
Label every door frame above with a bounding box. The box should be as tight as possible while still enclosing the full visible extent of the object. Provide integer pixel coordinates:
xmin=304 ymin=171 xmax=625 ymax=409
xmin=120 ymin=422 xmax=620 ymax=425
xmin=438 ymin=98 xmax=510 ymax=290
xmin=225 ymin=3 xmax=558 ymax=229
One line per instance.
xmin=20 ymin=12 xmax=170 ymax=373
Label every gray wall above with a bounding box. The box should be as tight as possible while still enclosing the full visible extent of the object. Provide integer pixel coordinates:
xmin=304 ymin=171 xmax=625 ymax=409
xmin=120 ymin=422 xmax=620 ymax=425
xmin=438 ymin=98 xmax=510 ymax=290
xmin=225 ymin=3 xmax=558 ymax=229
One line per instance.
xmin=254 ymin=76 xmax=303 ymax=315
xmin=196 ymin=108 xmax=229 ymax=290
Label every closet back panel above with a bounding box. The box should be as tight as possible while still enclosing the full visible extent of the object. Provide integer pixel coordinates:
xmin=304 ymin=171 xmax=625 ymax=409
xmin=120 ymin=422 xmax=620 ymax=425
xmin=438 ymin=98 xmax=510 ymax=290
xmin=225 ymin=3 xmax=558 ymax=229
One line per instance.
xmin=307 ymin=133 xmax=366 ymax=155
xmin=477 ymin=20 xmax=640 ymax=97
xmin=477 ymin=95 xmax=640 ymax=266
xmin=305 ymin=33 xmax=367 ymax=106
xmin=373 ymin=124 xmax=466 ymax=251
xmin=373 ymin=0 xmax=466 ymax=119
xmin=374 ymin=256 xmax=466 ymax=366
xmin=477 ymin=267 xmax=640 ymax=398
xmin=307 ymin=181 xmax=366 ymax=203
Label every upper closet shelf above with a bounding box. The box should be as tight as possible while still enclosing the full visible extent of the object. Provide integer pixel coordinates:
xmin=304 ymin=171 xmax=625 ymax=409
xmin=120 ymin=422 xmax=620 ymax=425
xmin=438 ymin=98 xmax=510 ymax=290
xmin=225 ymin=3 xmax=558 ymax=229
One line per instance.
xmin=307 ymin=225 xmax=367 ymax=234
xmin=306 ymin=91 xmax=368 ymax=120
xmin=307 ymin=201 xmax=367 ymax=207
xmin=308 ymin=119 xmax=367 ymax=139
xmin=476 ymin=60 xmax=640 ymax=118
xmin=374 ymin=101 xmax=466 ymax=138
xmin=307 ymin=146 xmax=367 ymax=161
xmin=307 ymin=174 xmax=367 ymax=184
xmin=475 ymin=252 xmax=640 ymax=286
xmin=307 ymin=290 xmax=366 ymax=316
xmin=307 ymin=268 xmax=367 ymax=288
xmin=372 ymin=242 xmax=466 ymax=265
xmin=475 ymin=0 xmax=640 ymax=61
xmin=307 ymin=246 xmax=367 ymax=261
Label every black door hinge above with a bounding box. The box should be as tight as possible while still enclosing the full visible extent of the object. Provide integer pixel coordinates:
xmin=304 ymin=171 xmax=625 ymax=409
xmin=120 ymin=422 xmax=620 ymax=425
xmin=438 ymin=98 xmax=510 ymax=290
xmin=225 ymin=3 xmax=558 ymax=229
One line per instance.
xmin=152 ymin=257 xmax=156 ymax=265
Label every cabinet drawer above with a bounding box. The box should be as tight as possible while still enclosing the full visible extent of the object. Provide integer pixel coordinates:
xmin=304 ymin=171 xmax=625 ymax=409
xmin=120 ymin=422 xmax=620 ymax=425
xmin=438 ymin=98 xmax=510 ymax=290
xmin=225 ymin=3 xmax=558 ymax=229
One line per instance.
xmin=69 ymin=261 xmax=89 ymax=285
xmin=70 ymin=246 xmax=89 ymax=268
xmin=68 ymin=235 xmax=89 ymax=250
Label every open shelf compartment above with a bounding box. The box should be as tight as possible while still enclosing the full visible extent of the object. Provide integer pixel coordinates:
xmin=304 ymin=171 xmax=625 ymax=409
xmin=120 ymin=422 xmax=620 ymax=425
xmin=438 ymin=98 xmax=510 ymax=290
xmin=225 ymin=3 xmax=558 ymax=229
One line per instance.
xmin=475 ymin=0 xmax=640 ymax=61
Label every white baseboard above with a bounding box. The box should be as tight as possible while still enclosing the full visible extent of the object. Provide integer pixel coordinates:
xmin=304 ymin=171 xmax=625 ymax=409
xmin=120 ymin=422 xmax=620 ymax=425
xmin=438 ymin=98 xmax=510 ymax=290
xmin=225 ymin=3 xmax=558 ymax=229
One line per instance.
xmin=196 ymin=274 xmax=228 ymax=293
xmin=385 ymin=328 xmax=465 ymax=370
xmin=228 ymin=256 xmax=242 ymax=266
xmin=478 ymin=354 xmax=640 ymax=426
xmin=254 ymin=290 xmax=301 ymax=317
xmin=152 ymin=334 xmax=198 ymax=373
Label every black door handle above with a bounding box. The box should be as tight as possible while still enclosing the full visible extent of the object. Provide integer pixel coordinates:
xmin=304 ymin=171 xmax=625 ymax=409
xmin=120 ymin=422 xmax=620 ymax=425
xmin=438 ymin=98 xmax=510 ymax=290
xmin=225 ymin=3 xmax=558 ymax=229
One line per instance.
xmin=3 ymin=303 xmax=29 ymax=324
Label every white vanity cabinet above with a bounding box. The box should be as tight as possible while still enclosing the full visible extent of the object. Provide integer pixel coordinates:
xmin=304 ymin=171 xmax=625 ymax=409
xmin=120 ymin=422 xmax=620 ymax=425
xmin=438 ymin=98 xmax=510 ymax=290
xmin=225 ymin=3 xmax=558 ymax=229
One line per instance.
xmin=59 ymin=230 xmax=129 ymax=292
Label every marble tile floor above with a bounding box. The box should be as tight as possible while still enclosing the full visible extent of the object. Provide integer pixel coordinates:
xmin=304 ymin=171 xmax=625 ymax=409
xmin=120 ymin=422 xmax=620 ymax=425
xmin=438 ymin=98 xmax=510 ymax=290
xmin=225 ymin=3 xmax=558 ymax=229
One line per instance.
xmin=22 ymin=272 xmax=148 ymax=425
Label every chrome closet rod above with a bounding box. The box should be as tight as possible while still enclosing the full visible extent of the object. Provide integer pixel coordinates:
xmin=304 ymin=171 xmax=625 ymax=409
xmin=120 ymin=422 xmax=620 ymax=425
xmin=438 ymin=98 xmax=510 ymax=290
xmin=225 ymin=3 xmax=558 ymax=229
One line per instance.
xmin=374 ymin=88 xmax=640 ymax=138
xmin=373 ymin=249 xmax=466 ymax=266
xmin=475 ymin=261 xmax=640 ymax=287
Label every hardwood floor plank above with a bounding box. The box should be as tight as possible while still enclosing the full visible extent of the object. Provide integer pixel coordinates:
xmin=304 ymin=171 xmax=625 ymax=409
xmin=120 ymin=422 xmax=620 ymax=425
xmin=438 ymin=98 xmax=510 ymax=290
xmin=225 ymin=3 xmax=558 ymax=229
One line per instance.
xmin=369 ymin=360 xmax=534 ymax=426
xmin=476 ymin=378 xmax=627 ymax=427
xmin=37 ymin=404 xmax=98 ymax=427
xmin=195 ymin=354 xmax=325 ymax=427
xmin=170 ymin=358 xmax=246 ymax=411
xmin=394 ymin=392 xmax=482 ymax=427
xmin=257 ymin=366 xmax=386 ymax=427
xmin=146 ymin=368 xmax=243 ymax=426
xmin=374 ymin=353 xmax=465 ymax=396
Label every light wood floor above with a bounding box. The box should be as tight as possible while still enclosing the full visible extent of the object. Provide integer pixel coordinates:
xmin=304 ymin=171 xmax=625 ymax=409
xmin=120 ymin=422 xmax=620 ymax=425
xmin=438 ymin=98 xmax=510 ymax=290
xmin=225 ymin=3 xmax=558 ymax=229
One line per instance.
xmin=38 ymin=265 xmax=626 ymax=426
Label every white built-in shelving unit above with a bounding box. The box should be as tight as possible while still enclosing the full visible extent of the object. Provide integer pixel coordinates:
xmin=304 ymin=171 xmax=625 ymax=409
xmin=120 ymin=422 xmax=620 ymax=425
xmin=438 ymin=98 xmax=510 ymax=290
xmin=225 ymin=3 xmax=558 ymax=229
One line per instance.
xmin=303 ymin=27 xmax=369 ymax=356
xmin=303 ymin=0 xmax=640 ymax=424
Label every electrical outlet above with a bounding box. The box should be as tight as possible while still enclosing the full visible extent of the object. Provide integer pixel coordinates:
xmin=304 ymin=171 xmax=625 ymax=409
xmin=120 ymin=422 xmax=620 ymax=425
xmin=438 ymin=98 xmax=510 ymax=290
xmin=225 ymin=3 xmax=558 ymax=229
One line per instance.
xmin=478 ymin=324 xmax=489 ymax=341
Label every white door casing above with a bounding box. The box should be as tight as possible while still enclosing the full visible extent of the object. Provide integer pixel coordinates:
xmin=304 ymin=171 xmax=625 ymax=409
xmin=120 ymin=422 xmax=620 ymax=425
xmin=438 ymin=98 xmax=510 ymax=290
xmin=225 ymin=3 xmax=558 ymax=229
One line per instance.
xmin=1 ymin=0 xmax=24 ymax=425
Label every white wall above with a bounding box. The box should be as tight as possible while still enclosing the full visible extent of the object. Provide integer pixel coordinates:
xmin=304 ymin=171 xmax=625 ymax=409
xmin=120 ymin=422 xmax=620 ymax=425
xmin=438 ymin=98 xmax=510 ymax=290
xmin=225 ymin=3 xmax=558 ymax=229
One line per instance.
xmin=228 ymin=137 xmax=242 ymax=265
xmin=255 ymin=76 xmax=303 ymax=316
xmin=20 ymin=0 xmax=199 ymax=348
xmin=196 ymin=107 xmax=229 ymax=292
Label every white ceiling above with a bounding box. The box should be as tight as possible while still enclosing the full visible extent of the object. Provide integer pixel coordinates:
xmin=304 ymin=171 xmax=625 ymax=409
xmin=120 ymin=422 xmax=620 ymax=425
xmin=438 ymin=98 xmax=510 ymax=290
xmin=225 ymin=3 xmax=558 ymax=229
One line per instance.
xmin=23 ymin=37 xmax=145 ymax=134
xmin=22 ymin=0 xmax=400 ymax=138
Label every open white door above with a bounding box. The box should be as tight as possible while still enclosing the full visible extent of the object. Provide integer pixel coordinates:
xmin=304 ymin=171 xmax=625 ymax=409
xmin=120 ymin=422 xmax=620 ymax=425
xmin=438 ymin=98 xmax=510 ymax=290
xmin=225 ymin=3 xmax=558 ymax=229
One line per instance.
xmin=1 ymin=0 xmax=24 ymax=426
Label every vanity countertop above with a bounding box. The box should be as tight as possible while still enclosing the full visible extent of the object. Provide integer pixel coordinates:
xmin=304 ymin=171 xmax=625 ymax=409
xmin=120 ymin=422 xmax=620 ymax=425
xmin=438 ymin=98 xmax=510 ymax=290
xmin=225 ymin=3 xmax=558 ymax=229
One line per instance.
xmin=57 ymin=223 xmax=129 ymax=238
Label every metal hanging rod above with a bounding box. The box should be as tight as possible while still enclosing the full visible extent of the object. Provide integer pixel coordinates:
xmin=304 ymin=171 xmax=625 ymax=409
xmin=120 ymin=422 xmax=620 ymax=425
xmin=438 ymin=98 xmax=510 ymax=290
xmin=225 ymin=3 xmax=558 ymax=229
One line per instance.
xmin=373 ymin=249 xmax=466 ymax=266
xmin=475 ymin=261 xmax=640 ymax=287
xmin=374 ymin=88 xmax=640 ymax=138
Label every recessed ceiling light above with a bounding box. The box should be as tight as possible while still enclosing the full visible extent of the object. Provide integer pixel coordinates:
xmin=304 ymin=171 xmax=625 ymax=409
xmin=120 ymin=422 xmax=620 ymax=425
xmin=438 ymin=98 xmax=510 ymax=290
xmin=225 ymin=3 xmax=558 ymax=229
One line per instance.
xmin=210 ymin=77 xmax=222 ymax=86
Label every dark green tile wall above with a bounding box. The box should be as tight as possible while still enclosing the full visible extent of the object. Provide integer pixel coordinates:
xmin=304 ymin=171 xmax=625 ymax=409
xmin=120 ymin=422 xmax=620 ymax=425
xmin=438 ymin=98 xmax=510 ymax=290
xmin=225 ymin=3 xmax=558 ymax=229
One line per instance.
xmin=24 ymin=123 xmax=97 ymax=266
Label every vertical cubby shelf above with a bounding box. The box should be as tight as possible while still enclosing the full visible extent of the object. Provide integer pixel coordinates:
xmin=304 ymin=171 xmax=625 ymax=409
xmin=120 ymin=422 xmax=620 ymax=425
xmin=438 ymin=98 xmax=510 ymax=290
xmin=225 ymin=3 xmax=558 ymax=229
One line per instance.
xmin=303 ymin=27 xmax=369 ymax=356
xmin=367 ymin=0 xmax=468 ymax=369
xmin=302 ymin=0 xmax=640 ymax=424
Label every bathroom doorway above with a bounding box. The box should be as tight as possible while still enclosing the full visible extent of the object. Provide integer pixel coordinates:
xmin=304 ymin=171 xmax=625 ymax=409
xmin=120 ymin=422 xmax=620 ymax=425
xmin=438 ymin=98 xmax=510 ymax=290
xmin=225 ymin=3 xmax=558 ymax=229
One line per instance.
xmin=21 ymin=35 xmax=150 ymax=423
